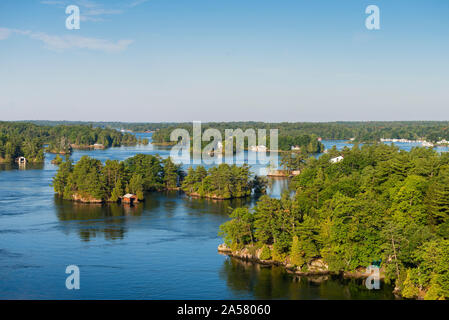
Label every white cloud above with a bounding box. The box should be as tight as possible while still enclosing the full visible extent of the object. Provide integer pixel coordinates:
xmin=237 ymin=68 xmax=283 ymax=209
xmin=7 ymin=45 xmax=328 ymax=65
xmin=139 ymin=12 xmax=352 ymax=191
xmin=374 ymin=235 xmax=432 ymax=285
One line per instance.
xmin=0 ymin=28 xmax=12 ymax=40
xmin=40 ymin=1 xmax=65 ymax=6
xmin=81 ymin=8 xmax=124 ymax=22
xmin=129 ymin=0 xmax=149 ymax=8
xmin=0 ymin=28 xmax=133 ymax=53
xmin=41 ymin=0 xmax=146 ymax=22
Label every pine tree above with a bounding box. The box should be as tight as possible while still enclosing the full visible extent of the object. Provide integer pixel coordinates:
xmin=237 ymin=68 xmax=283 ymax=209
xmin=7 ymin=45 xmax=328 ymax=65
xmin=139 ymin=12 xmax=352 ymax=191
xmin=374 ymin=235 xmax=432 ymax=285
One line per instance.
xmin=260 ymin=245 xmax=271 ymax=260
xmin=290 ymin=235 xmax=304 ymax=266
xmin=163 ymin=157 xmax=179 ymax=189
xmin=110 ymin=179 xmax=123 ymax=202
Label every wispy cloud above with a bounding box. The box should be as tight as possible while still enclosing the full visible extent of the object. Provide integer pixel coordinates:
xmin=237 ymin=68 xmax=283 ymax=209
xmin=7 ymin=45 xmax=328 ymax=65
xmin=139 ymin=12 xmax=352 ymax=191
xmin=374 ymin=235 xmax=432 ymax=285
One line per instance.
xmin=41 ymin=0 xmax=148 ymax=22
xmin=0 ymin=28 xmax=12 ymax=40
xmin=0 ymin=28 xmax=133 ymax=53
xmin=40 ymin=1 xmax=65 ymax=6
xmin=128 ymin=0 xmax=149 ymax=8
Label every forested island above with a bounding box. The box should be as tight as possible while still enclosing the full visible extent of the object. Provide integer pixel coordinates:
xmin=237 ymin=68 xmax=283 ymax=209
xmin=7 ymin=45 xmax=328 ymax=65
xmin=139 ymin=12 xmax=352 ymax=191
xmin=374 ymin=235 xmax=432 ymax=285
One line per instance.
xmin=53 ymin=155 xmax=266 ymax=202
xmin=0 ymin=122 xmax=146 ymax=163
xmin=53 ymin=154 xmax=183 ymax=203
xmin=218 ymin=143 xmax=449 ymax=300
xmin=181 ymin=164 xmax=267 ymax=199
xmin=151 ymin=126 xmax=325 ymax=153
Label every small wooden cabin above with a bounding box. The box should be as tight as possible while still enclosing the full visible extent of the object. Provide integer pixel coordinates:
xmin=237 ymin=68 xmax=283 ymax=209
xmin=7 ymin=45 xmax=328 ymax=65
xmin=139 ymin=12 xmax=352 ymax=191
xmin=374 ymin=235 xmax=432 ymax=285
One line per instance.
xmin=122 ymin=193 xmax=138 ymax=205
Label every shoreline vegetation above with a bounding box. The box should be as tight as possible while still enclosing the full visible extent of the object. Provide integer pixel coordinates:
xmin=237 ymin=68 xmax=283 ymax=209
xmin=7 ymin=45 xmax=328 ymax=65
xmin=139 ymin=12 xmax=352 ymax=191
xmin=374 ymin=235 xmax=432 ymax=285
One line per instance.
xmin=0 ymin=122 xmax=148 ymax=164
xmin=181 ymin=164 xmax=267 ymax=200
xmin=218 ymin=144 xmax=449 ymax=300
xmin=52 ymin=154 xmax=184 ymax=203
xmin=217 ymin=244 xmax=382 ymax=280
xmin=52 ymin=155 xmax=268 ymax=203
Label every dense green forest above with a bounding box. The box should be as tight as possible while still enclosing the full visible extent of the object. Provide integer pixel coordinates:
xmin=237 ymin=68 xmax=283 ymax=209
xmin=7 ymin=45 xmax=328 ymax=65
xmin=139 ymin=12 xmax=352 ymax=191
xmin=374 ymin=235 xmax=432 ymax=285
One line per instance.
xmin=26 ymin=120 xmax=449 ymax=143
xmin=0 ymin=122 xmax=142 ymax=163
xmin=149 ymin=121 xmax=449 ymax=143
xmin=152 ymin=126 xmax=325 ymax=153
xmin=23 ymin=120 xmax=449 ymax=153
xmin=181 ymin=164 xmax=267 ymax=199
xmin=53 ymin=154 xmax=183 ymax=202
xmin=219 ymin=143 xmax=449 ymax=299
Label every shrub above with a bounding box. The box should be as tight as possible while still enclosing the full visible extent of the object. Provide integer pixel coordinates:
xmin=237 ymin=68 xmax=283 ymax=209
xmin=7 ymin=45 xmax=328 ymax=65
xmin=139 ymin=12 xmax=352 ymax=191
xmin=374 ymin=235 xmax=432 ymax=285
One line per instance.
xmin=260 ymin=245 xmax=271 ymax=260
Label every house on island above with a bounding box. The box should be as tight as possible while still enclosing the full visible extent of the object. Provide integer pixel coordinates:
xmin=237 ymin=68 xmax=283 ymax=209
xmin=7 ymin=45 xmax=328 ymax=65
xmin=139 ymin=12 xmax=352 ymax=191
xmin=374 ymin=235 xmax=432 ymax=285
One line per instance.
xmin=93 ymin=143 xmax=105 ymax=149
xmin=249 ymin=145 xmax=268 ymax=152
xmin=16 ymin=156 xmax=27 ymax=165
xmin=330 ymin=156 xmax=344 ymax=163
xmin=122 ymin=194 xmax=139 ymax=205
xmin=291 ymin=145 xmax=301 ymax=151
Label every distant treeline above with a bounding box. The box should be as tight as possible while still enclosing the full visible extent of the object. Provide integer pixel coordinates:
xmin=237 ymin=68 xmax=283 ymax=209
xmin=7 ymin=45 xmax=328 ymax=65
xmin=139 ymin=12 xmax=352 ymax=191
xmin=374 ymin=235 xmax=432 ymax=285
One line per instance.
xmin=0 ymin=122 xmax=144 ymax=163
xmin=220 ymin=143 xmax=449 ymax=299
xmin=150 ymin=126 xmax=324 ymax=153
xmin=23 ymin=121 xmax=449 ymax=151
xmin=53 ymin=154 xmax=183 ymax=202
xmin=149 ymin=122 xmax=449 ymax=146
xmin=27 ymin=121 xmax=449 ymax=142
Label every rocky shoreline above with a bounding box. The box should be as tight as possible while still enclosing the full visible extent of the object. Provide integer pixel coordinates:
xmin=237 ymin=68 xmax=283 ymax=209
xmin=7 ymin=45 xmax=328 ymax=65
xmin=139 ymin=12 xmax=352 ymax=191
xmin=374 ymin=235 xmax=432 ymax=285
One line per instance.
xmin=217 ymin=243 xmax=383 ymax=280
xmin=217 ymin=243 xmax=414 ymax=299
xmin=186 ymin=192 xmax=250 ymax=200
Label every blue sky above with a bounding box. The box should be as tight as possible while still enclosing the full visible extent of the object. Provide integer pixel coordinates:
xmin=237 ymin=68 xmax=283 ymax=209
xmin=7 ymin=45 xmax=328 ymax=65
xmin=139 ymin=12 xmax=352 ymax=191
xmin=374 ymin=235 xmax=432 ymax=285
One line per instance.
xmin=0 ymin=0 xmax=448 ymax=122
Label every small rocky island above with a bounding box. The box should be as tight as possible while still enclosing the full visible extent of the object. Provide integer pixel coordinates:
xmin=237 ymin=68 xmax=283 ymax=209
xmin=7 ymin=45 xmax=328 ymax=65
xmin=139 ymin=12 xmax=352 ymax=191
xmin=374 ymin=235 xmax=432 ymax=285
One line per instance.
xmin=52 ymin=154 xmax=183 ymax=203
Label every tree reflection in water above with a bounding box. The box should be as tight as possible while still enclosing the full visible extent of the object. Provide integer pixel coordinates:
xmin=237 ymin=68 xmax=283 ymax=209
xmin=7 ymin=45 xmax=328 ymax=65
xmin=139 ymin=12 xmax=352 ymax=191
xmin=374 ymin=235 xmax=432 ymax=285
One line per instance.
xmin=55 ymin=196 xmax=144 ymax=241
xmin=0 ymin=162 xmax=44 ymax=172
xmin=219 ymin=257 xmax=397 ymax=300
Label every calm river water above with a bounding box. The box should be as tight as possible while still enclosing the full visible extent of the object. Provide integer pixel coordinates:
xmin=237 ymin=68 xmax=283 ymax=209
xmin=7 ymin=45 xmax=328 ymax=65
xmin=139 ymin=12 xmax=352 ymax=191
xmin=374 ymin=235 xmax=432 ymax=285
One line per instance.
xmin=1 ymin=134 xmax=429 ymax=299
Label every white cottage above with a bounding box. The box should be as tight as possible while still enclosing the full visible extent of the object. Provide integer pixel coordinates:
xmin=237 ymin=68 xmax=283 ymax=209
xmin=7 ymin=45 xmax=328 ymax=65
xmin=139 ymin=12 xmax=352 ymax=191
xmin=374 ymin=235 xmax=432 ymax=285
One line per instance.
xmin=330 ymin=156 xmax=344 ymax=163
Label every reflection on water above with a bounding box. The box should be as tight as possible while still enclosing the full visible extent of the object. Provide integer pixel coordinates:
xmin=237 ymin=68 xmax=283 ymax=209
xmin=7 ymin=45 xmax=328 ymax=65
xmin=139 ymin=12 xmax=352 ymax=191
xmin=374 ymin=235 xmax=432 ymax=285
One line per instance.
xmin=0 ymin=162 xmax=44 ymax=172
xmin=55 ymin=196 xmax=145 ymax=241
xmin=53 ymin=188 xmax=259 ymax=242
xmin=220 ymin=258 xmax=396 ymax=300
xmin=53 ymin=177 xmax=287 ymax=243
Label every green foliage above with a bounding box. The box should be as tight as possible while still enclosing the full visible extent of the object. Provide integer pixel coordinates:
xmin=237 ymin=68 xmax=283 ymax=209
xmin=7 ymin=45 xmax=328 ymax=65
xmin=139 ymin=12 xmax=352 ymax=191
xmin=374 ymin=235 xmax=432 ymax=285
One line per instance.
xmin=52 ymin=154 xmax=184 ymax=202
xmin=163 ymin=157 xmax=182 ymax=189
xmin=124 ymin=154 xmax=164 ymax=191
xmin=52 ymin=154 xmax=63 ymax=165
xmin=182 ymin=164 xmax=254 ymax=199
xmin=0 ymin=122 xmax=138 ymax=163
xmin=219 ymin=208 xmax=254 ymax=248
xmin=110 ymin=179 xmax=124 ymax=202
xmin=127 ymin=174 xmax=145 ymax=200
xmin=401 ymin=269 xmax=420 ymax=299
xmin=252 ymin=175 xmax=268 ymax=194
xmin=290 ymin=236 xmax=303 ymax=266
xmin=260 ymin=245 xmax=271 ymax=260
xmin=219 ymin=143 xmax=449 ymax=298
